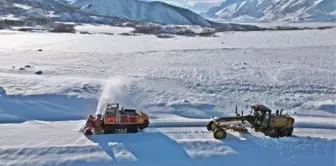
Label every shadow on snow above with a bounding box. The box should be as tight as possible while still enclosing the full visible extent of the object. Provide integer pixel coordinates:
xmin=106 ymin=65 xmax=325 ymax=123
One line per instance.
xmin=63 ymin=131 xmax=336 ymax=166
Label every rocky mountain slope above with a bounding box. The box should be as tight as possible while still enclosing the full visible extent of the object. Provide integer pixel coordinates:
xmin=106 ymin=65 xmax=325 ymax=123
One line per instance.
xmin=203 ymin=0 xmax=336 ymax=22
xmin=65 ymin=0 xmax=212 ymax=26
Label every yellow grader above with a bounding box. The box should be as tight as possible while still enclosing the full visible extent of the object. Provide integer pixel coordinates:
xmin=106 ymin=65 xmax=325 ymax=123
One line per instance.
xmin=207 ymin=104 xmax=295 ymax=139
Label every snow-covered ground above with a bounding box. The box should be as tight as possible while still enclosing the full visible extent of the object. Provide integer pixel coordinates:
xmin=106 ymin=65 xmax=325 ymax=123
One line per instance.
xmin=0 ymin=27 xmax=335 ymax=166
xmin=74 ymin=24 xmax=135 ymax=34
xmin=1 ymin=122 xmax=335 ymax=166
xmin=208 ymin=21 xmax=336 ymax=29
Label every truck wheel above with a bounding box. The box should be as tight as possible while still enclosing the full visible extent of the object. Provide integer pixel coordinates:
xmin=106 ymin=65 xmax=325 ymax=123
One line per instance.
xmin=104 ymin=127 xmax=116 ymax=134
xmin=213 ymin=128 xmax=226 ymax=140
xmin=127 ymin=126 xmax=138 ymax=133
xmin=84 ymin=127 xmax=93 ymax=135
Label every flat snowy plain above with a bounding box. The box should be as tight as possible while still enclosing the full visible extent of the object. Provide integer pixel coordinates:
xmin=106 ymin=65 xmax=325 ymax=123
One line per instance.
xmin=0 ymin=25 xmax=335 ymax=166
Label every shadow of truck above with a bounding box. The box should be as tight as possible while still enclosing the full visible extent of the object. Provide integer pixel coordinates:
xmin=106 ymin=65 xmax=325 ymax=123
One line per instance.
xmin=85 ymin=132 xmax=192 ymax=166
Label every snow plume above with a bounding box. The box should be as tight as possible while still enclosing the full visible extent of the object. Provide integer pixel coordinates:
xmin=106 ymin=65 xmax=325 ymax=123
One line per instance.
xmin=95 ymin=76 xmax=132 ymax=115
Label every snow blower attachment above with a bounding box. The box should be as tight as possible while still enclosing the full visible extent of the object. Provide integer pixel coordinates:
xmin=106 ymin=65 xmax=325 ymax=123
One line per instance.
xmin=83 ymin=103 xmax=149 ymax=135
xmin=207 ymin=104 xmax=295 ymax=139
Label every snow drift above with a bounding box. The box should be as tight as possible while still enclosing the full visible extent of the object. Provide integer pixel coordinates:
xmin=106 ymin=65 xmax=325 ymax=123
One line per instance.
xmin=0 ymin=87 xmax=98 ymax=123
xmin=203 ymin=0 xmax=336 ymax=22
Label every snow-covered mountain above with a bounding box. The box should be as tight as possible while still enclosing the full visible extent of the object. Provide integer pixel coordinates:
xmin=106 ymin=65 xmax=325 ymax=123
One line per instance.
xmin=203 ymin=0 xmax=336 ymax=22
xmin=138 ymin=0 xmax=221 ymax=14
xmin=186 ymin=1 xmax=221 ymax=14
xmin=65 ymin=0 xmax=212 ymax=26
xmin=0 ymin=0 xmax=126 ymax=24
xmin=0 ymin=0 xmax=264 ymax=30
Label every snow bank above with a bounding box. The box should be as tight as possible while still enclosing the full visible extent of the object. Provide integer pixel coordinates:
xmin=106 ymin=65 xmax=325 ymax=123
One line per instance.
xmin=288 ymin=100 xmax=336 ymax=117
xmin=0 ymin=87 xmax=98 ymax=123
xmin=0 ymin=75 xmax=136 ymax=123
xmin=204 ymin=0 xmax=336 ymax=22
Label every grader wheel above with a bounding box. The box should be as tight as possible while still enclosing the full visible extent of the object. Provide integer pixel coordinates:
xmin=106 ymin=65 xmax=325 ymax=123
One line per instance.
xmin=213 ymin=128 xmax=227 ymax=140
xmin=279 ymin=129 xmax=289 ymax=137
xmin=207 ymin=121 xmax=215 ymax=131
xmin=287 ymin=127 xmax=294 ymax=136
xmin=279 ymin=127 xmax=294 ymax=137
xmin=266 ymin=129 xmax=279 ymax=138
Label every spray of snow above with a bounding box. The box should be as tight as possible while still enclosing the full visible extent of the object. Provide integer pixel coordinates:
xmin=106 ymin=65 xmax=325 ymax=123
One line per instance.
xmin=95 ymin=76 xmax=132 ymax=115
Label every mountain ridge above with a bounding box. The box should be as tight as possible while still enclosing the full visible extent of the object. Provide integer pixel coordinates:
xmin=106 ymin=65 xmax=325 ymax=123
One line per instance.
xmin=0 ymin=0 xmax=262 ymax=31
xmin=60 ymin=0 xmax=213 ymax=26
xmin=203 ymin=0 xmax=336 ymax=22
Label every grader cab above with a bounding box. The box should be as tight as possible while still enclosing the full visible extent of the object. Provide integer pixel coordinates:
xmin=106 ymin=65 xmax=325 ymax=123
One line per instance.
xmin=207 ymin=104 xmax=295 ymax=139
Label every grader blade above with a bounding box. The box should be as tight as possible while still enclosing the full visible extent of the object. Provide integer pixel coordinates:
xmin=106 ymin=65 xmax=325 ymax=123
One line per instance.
xmin=225 ymin=124 xmax=248 ymax=133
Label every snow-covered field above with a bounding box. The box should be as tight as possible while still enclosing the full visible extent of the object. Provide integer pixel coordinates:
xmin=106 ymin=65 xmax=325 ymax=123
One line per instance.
xmin=0 ymin=27 xmax=335 ymax=166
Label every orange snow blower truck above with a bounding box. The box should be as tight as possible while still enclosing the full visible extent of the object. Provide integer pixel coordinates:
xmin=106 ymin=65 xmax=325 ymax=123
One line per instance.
xmin=83 ymin=103 xmax=149 ymax=135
